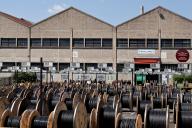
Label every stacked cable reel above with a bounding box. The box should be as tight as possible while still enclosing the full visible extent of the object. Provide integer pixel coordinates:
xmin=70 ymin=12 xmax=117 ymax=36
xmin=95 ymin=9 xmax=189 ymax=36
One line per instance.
xmin=144 ymin=104 xmax=169 ymax=128
xmin=115 ymin=112 xmax=142 ymax=128
xmin=175 ymin=93 xmax=192 ymax=128
xmin=0 ymin=101 xmax=87 ymax=128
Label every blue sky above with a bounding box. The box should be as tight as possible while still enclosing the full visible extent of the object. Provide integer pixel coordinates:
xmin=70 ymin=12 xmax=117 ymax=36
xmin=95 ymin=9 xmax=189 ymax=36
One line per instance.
xmin=0 ymin=0 xmax=191 ymax=25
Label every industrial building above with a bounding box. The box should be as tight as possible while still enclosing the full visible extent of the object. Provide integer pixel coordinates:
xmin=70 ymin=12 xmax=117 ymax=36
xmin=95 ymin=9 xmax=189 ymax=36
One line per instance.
xmin=0 ymin=6 xmax=191 ymax=83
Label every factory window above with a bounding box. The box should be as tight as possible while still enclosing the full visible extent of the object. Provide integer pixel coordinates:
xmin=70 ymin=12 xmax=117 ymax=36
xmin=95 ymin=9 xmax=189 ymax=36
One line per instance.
xmin=161 ymin=39 xmax=173 ymax=49
xmin=102 ymin=39 xmax=112 ymax=48
xmin=117 ymin=63 xmax=124 ymax=72
xmin=85 ymin=39 xmax=101 ymax=48
xmin=59 ymin=63 xmax=70 ymax=71
xmin=1 ymin=38 xmax=16 ymax=47
xmin=85 ymin=63 xmax=98 ymax=70
xmin=129 ymin=39 xmax=145 ymax=48
xmin=17 ymin=38 xmax=28 ymax=47
xmin=147 ymin=39 xmax=158 ymax=49
xmin=42 ymin=38 xmax=58 ymax=48
xmin=31 ymin=38 xmax=41 ymax=48
xmin=117 ymin=39 xmax=128 ymax=48
xmin=73 ymin=38 xmax=84 ymax=48
xmin=31 ymin=63 xmax=41 ymax=68
xmin=59 ymin=38 xmax=70 ymax=48
xmin=161 ymin=64 xmax=179 ymax=71
xmin=2 ymin=62 xmax=15 ymax=69
xmin=174 ymin=39 xmax=191 ymax=48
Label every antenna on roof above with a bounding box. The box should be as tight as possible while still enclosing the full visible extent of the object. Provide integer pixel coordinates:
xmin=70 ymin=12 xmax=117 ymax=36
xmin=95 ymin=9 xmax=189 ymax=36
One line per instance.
xmin=141 ymin=6 xmax=144 ymax=14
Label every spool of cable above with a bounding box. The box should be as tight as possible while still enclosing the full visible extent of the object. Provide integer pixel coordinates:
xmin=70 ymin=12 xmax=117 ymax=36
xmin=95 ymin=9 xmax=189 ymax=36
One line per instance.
xmin=20 ymin=102 xmax=67 ymax=128
xmin=64 ymin=98 xmax=73 ymax=110
xmin=167 ymin=97 xmax=176 ymax=109
xmin=96 ymin=100 xmax=120 ymax=128
xmin=132 ymin=91 xmax=142 ymax=107
xmin=85 ymin=95 xmax=100 ymax=113
xmin=153 ymin=95 xmax=163 ymax=108
xmin=115 ymin=112 xmax=142 ymax=128
xmin=58 ymin=102 xmax=87 ymax=128
xmin=174 ymin=95 xmax=192 ymax=124
xmin=176 ymin=97 xmax=192 ymax=128
xmin=121 ymin=93 xmax=133 ymax=110
xmin=137 ymin=98 xmax=152 ymax=122
xmin=144 ymin=105 xmax=169 ymax=128
xmin=101 ymin=106 xmax=116 ymax=128
xmin=182 ymin=93 xmax=192 ymax=103
xmin=107 ymin=95 xmax=119 ymax=109
xmin=0 ymin=109 xmax=21 ymax=127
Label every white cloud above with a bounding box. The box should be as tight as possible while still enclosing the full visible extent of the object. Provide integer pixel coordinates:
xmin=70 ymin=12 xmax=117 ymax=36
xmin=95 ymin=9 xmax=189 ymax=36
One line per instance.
xmin=48 ymin=4 xmax=68 ymax=14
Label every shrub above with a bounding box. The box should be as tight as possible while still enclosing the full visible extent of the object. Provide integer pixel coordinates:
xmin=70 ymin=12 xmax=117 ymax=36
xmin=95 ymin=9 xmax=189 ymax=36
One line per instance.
xmin=14 ymin=72 xmax=37 ymax=83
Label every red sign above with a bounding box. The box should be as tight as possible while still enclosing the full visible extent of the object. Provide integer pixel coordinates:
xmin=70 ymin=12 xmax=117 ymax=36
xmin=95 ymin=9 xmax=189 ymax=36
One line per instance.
xmin=176 ymin=49 xmax=189 ymax=62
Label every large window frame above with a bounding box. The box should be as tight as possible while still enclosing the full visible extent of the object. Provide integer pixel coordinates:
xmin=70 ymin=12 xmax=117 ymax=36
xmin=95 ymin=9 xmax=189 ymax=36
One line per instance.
xmin=42 ymin=38 xmax=58 ymax=48
xmin=1 ymin=38 xmax=16 ymax=48
xmin=73 ymin=38 xmax=84 ymax=48
xmin=85 ymin=38 xmax=101 ymax=48
xmin=17 ymin=38 xmax=28 ymax=48
xmin=174 ymin=39 xmax=191 ymax=48
xmin=30 ymin=38 xmax=41 ymax=48
xmin=161 ymin=39 xmax=173 ymax=49
xmin=117 ymin=39 xmax=128 ymax=48
xmin=129 ymin=39 xmax=145 ymax=48
xmin=102 ymin=38 xmax=112 ymax=49
xmin=59 ymin=38 xmax=70 ymax=49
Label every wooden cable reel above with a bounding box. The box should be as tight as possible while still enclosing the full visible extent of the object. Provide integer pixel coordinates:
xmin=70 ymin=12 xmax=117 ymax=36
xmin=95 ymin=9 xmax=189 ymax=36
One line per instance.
xmin=115 ymin=112 xmax=142 ymax=128
xmin=144 ymin=105 xmax=169 ymax=128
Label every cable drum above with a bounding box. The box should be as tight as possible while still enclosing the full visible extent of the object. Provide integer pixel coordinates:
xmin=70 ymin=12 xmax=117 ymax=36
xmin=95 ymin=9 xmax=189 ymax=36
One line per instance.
xmin=6 ymin=116 xmax=21 ymax=127
xmin=182 ymin=93 xmax=192 ymax=103
xmin=121 ymin=94 xmax=133 ymax=110
xmin=138 ymin=100 xmax=152 ymax=122
xmin=32 ymin=116 xmax=48 ymax=128
xmin=115 ymin=112 xmax=142 ymax=128
xmin=85 ymin=96 xmax=99 ymax=113
xmin=144 ymin=105 xmax=169 ymax=128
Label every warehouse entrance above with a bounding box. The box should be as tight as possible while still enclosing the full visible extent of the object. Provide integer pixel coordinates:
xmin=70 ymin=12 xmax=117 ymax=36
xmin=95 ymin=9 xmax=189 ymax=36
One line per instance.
xmin=134 ymin=58 xmax=160 ymax=85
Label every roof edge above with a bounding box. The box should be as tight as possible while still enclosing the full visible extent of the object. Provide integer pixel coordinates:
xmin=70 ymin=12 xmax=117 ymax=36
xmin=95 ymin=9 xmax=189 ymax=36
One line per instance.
xmin=116 ymin=6 xmax=192 ymax=28
xmin=31 ymin=6 xmax=114 ymax=28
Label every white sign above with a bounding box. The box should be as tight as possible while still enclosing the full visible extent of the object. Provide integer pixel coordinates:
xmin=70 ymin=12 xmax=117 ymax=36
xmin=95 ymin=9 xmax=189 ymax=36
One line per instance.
xmin=138 ymin=49 xmax=155 ymax=55
xmin=98 ymin=63 xmax=107 ymax=68
xmin=124 ymin=63 xmax=134 ymax=69
xmin=73 ymin=51 xmax=78 ymax=58
xmin=97 ymin=74 xmax=106 ymax=81
xmin=21 ymin=62 xmax=30 ymax=67
xmin=44 ymin=62 xmax=53 ymax=67
xmin=161 ymin=52 xmax=167 ymax=59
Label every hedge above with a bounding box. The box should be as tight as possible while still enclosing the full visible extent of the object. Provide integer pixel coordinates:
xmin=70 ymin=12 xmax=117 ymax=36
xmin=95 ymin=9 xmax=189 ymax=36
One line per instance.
xmin=173 ymin=74 xmax=192 ymax=83
xmin=14 ymin=72 xmax=37 ymax=83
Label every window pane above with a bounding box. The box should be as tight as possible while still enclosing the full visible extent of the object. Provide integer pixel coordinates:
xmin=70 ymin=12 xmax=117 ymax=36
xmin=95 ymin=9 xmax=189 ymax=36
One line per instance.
xmin=31 ymin=38 xmax=41 ymax=47
xmin=85 ymin=39 xmax=101 ymax=48
xmin=174 ymin=39 xmax=191 ymax=48
xmin=117 ymin=39 xmax=128 ymax=48
xmin=50 ymin=39 xmax=58 ymax=46
xmin=129 ymin=39 xmax=145 ymax=48
xmin=102 ymin=39 xmax=112 ymax=48
xmin=117 ymin=63 xmax=124 ymax=72
xmin=42 ymin=39 xmax=58 ymax=47
xmin=17 ymin=38 xmax=27 ymax=47
xmin=73 ymin=39 xmax=84 ymax=48
xmin=147 ymin=39 xmax=158 ymax=48
xmin=42 ymin=39 xmax=50 ymax=46
xmin=59 ymin=39 xmax=70 ymax=48
xmin=161 ymin=39 xmax=172 ymax=48
xmin=1 ymin=38 xmax=16 ymax=47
